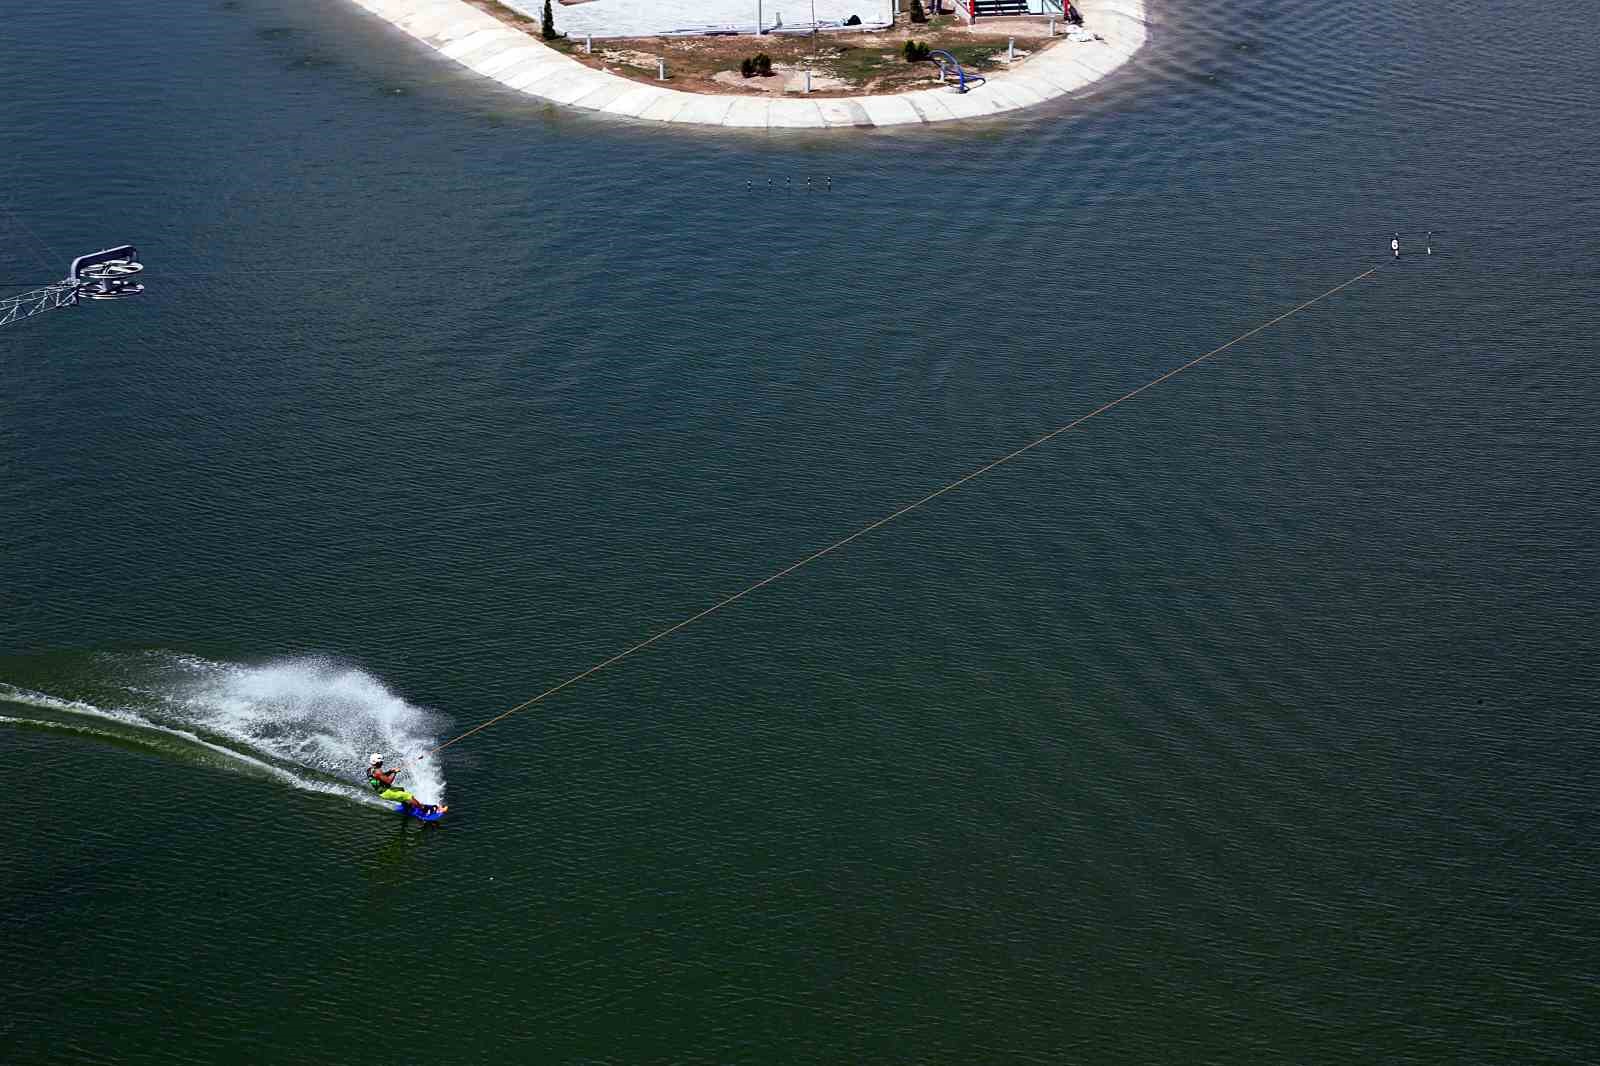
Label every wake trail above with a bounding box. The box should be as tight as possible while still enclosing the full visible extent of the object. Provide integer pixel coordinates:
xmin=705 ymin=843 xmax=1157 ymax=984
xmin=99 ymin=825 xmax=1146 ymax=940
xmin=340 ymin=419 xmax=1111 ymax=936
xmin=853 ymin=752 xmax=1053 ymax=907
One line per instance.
xmin=0 ymin=654 xmax=448 ymax=806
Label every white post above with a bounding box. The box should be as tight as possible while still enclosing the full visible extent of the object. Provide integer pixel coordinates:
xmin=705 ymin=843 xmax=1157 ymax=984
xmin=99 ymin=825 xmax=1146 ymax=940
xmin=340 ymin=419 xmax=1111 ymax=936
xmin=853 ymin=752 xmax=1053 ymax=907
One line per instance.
xmin=585 ymin=35 xmax=592 ymax=53
xmin=805 ymin=68 xmax=812 ymax=93
xmin=1049 ymin=16 xmax=1055 ymax=36
xmin=1008 ymin=37 xmax=1015 ymax=61
xmin=658 ymin=58 xmax=666 ymax=80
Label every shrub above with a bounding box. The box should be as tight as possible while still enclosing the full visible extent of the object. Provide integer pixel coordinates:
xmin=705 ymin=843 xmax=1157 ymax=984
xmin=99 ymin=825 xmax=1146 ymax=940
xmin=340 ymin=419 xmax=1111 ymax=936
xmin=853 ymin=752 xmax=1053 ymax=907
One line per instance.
xmin=541 ymin=0 xmax=557 ymax=41
xmin=754 ymin=52 xmax=774 ymax=76
xmin=904 ymin=40 xmax=931 ymax=62
xmin=910 ymin=0 xmax=928 ymax=23
xmin=740 ymin=57 xmax=756 ymax=78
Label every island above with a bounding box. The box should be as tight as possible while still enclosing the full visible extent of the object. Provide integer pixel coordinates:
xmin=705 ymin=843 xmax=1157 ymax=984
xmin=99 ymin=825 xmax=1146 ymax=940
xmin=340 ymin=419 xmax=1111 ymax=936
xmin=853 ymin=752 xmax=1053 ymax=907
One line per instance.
xmin=346 ymin=0 xmax=1149 ymax=128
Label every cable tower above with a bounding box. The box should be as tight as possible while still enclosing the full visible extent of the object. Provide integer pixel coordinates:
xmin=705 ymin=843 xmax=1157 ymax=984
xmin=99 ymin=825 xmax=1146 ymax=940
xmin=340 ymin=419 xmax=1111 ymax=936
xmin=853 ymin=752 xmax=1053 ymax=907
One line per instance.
xmin=0 ymin=245 xmax=144 ymax=329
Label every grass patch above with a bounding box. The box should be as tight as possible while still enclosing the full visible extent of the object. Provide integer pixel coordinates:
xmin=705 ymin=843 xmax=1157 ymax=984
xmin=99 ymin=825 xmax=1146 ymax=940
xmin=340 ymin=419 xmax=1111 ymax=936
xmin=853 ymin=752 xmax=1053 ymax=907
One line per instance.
xmin=469 ymin=0 xmax=538 ymax=29
xmin=940 ymin=42 xmax=1004 ymax=71
xmin=827 ymin=45 xmax=896 ymax=83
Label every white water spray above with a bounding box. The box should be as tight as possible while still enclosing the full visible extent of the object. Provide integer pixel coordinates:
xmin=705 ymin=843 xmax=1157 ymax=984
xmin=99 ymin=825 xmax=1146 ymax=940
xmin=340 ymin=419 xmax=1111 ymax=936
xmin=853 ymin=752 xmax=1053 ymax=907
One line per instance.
xmin=1 ymin=654 xmax=448 ymax=806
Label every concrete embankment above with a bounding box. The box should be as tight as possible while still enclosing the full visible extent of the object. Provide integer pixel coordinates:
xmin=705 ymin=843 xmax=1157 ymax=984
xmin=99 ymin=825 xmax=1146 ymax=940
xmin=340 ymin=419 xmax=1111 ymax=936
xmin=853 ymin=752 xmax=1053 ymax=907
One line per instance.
xmin=344 ymin=0 xmax=1148 ymax=128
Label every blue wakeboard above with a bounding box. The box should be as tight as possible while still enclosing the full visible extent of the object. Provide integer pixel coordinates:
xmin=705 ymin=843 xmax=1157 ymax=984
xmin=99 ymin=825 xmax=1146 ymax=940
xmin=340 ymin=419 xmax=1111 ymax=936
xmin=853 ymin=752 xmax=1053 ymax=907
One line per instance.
xmin=396 ymin=803 xmax=447 ymax=822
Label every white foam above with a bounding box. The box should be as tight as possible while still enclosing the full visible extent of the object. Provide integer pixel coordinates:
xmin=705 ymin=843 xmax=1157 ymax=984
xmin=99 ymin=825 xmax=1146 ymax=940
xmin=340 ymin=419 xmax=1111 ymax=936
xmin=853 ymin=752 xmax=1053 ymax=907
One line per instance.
xmin=0 ymin=655 xmax=449 ymax=806
xmin=0 ymin=684 xmax=377 ymax=803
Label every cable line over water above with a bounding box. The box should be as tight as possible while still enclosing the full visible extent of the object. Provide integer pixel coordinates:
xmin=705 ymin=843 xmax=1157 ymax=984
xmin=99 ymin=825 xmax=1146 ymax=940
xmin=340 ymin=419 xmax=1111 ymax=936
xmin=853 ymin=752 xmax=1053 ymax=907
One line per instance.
xmin=414 ymin=262 xmax=1385 ymax=763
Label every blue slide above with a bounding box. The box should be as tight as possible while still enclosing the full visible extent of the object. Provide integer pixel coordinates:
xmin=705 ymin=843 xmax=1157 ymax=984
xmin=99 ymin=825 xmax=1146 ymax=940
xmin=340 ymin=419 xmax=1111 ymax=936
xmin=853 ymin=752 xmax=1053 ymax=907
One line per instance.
xmin=928 ymin=50 xmax=987 ymax=94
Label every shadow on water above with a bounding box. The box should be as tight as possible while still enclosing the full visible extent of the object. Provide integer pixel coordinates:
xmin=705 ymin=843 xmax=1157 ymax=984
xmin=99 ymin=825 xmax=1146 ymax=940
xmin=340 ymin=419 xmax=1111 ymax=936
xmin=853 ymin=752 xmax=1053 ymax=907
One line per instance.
xmin=358 ymin=818 xmax=446 ymax=911
xmin=288 ymin=52 xmax=339 ymax=72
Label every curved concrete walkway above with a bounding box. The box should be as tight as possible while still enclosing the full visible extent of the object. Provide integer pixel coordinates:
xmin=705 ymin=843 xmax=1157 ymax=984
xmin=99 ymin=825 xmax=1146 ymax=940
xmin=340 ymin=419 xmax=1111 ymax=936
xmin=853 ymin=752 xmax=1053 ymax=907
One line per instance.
xmin=346 ymin=0 xmax=1148 ymax=128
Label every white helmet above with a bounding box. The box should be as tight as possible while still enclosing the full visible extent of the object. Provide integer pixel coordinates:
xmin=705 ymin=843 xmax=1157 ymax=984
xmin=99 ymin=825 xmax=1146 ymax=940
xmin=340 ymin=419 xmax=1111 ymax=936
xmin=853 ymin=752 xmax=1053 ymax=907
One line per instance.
xmin=369 ymin=753 xmax=384 ymax=766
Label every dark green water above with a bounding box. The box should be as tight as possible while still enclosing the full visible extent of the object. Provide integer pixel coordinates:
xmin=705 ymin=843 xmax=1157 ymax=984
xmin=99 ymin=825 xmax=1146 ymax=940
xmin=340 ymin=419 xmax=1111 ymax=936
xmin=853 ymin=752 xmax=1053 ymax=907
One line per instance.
xmin=3 ymin=0 xmax=1598 ymax=1061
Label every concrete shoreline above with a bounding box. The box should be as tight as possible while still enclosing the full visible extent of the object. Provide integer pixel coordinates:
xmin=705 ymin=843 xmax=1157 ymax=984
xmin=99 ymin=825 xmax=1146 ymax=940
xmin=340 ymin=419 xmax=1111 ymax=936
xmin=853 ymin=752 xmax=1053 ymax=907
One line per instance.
xmin=344 ymin=0 xmax=1148 ymax=128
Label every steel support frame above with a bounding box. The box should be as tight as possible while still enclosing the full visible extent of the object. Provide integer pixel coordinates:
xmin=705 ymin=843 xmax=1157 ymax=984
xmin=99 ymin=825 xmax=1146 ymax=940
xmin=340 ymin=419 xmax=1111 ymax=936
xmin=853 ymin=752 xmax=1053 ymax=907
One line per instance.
xmin=0 ymin=282 xmax=78 ymax=328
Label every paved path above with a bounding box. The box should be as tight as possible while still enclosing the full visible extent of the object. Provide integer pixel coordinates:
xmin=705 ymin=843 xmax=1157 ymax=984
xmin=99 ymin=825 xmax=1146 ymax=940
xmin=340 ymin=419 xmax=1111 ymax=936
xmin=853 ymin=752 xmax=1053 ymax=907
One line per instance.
xmin=345 ymin=0 xmax=1148 ymax=128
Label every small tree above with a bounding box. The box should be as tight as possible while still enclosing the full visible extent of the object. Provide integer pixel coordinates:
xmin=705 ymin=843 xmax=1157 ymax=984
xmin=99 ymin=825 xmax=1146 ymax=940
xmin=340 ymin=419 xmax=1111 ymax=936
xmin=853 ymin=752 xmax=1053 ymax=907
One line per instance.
xmin=740 ymin=57 xmax=757 ymax=78
xmin=754 ymin=52 xmax=774 ymax=76
xmin=904 ymin=40 xmax=930 ymax=62
xmin=541 ymin=0 xmax=558 ymax=41
xmin=910 ymin=0 xmax=928 ymax=23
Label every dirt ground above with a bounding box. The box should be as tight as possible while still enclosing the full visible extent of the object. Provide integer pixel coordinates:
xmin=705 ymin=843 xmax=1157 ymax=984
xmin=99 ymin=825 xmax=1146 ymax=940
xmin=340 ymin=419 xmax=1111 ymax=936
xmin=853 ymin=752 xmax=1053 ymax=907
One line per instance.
xmin=470 ymin=4 xmax=1065 ymax=97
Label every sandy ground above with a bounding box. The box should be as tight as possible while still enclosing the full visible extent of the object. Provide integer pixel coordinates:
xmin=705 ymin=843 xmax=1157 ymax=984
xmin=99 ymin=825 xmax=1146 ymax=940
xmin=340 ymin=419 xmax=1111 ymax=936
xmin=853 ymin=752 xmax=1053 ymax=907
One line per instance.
xmin=711 ymin=67 xmax=852 ymax=93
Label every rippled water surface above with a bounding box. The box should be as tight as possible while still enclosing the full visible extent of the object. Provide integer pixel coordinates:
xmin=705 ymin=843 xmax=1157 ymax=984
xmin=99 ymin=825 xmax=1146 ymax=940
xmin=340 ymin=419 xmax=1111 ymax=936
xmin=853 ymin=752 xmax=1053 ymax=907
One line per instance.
xmin=3 ymin=0 xmax=1598 ymax=1062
